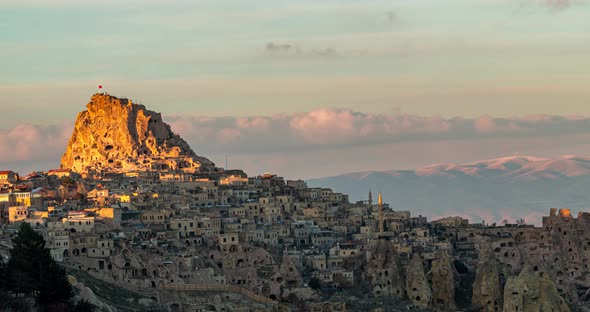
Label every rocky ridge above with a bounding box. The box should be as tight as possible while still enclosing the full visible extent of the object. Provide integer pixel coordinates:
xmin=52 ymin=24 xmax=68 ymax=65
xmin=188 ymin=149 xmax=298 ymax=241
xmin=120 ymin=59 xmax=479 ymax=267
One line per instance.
xmin=61 ymin=93 xmax=215 ymax=174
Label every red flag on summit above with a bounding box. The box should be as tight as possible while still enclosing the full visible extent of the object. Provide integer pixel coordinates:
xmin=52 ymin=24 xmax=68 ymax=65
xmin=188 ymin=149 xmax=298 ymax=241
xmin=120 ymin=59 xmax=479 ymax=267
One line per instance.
xmin=98 ymin=85 xmax=103 ymax=89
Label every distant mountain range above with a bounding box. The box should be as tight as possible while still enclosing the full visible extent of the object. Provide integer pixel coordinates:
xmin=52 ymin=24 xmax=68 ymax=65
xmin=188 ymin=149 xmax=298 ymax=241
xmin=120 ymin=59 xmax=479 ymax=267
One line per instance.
xmin=307 ymin=155 xmax=590 ymax=225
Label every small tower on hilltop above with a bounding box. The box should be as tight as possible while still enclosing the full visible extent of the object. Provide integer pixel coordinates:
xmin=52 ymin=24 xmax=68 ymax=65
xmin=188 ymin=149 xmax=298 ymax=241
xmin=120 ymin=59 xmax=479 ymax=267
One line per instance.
xmin=378 ymin=192 xmax=384 ymax=235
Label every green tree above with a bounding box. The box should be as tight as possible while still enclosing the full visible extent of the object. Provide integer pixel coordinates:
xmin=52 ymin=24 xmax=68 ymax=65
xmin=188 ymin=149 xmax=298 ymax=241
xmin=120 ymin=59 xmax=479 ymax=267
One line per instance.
xmin=7 ymin=222 xmax=47 ymax=296
xmin=0 ymin=258 xmax=8 ymax=308
xmin=308 ymin=277 xmax=321 ymax=290
xmin=0 ymin=257 xmax=6 ymax=291
xmin=1 ymin=256 xmax=31 ymax=312
xmin=38 ymin=262 xmax=75 ymax=308
xmin=6 ymin=222 xmax=74 ymax=310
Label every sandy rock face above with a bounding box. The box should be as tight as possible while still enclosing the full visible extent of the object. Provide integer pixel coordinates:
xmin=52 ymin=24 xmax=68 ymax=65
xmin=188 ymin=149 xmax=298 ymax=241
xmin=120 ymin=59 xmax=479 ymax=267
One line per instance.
xmin=367 ymin=239 xmax=405 ymax=298
xmin=430 ymin=254 xmax=456 ymax=311
xmin=405 ymin=253 xmax=432 ymax=308
xmin=504 ymin=265 xmax=570 ymax=312
xmin=71 ymin=281 xmax=114 ymax=312
xmin=279 ymin=254 xmax=303 ymax=287
xmin=61 ymin=93 xmax=215 ymax=174
xmin=472 ymin=242 xmax=503 ymax=312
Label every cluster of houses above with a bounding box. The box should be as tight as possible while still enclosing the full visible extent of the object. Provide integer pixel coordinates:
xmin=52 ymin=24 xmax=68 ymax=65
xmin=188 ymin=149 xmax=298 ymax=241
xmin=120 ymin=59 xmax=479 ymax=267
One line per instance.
xmin=0 ymin=168 xmax=582 ymax=312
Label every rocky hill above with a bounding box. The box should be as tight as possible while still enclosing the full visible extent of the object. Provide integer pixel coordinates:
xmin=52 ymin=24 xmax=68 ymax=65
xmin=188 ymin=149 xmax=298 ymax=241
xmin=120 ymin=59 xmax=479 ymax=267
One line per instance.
xmin=61 ymin=93 xmax=215 ymax=174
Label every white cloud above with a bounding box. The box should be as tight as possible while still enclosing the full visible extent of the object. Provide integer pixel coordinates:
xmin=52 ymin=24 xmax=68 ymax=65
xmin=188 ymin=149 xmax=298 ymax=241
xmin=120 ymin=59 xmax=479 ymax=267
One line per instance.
xmin=166 ymin=109 xmax=590 ymax=154
xmin=0 ymin=123 xmax=72 ymax=172
xmin=3 ymin=109 xmax=590 ymax=177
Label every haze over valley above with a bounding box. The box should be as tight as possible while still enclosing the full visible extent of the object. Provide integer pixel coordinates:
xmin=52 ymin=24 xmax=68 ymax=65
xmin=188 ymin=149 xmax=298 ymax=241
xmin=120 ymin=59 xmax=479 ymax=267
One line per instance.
xmin=310 ymin=155 xmax=590 ymax=225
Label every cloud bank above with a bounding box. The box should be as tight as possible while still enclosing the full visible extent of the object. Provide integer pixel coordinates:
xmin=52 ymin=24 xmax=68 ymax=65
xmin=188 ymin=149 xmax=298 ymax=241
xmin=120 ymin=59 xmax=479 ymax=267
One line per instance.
xmin=2 ymin=109 xmax=590 ymax=177
xmin=0 ymin=124 xmax=71 ymax=169
xmin=166 ymin=109 xmax=590 ymax=154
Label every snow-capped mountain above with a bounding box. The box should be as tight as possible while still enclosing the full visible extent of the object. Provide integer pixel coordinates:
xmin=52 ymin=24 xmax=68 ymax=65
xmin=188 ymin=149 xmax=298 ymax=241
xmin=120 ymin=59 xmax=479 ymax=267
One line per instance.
xmin=308 ymin=155 xmax=590 ymax=225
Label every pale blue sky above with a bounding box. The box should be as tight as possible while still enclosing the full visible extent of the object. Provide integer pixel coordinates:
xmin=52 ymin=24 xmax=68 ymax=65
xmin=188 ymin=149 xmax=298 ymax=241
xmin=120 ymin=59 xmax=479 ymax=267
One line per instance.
xmin=1 ymin=0 xmax=589 ymax=127
xmin=2 ymin=0 xmax=590 ymax=225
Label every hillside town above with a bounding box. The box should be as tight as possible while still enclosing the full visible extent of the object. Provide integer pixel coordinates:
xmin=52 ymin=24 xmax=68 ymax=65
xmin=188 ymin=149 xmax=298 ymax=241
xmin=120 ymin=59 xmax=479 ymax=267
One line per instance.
xmin=0 ymin=94 xmax=584 ymax=312
xmin=0 ymin=166 xmax=586 ymax=312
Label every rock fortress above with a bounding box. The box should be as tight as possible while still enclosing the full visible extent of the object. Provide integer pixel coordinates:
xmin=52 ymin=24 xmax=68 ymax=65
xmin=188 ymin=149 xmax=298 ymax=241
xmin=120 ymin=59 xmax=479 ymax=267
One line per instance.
xmin=61 ymin=93 xmax=215 ymax=174
xmin=0 ymin=93 xmax=586 ymax=311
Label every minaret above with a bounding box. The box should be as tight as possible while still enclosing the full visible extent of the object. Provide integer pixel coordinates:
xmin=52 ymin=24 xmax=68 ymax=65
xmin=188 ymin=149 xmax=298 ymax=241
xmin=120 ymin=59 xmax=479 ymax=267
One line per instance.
xmin=368 ymin=190 xmax=373 ymax=209
xmin=378 ymin=192 xmax=384 ymax=235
